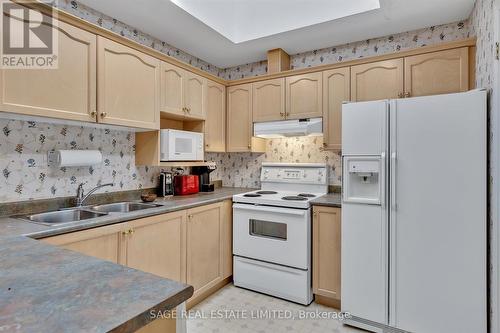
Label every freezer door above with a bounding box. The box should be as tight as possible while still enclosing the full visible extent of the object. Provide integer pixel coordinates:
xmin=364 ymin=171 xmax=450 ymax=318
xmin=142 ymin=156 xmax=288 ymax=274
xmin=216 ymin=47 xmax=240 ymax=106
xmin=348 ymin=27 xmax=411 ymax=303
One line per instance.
xmin=342 ymin=100 xmax=389 ymax=155
xmin=341 ymin=100 xmax=389 ymax=325
xmin=389 ymin=91 xmax=487 ymax=333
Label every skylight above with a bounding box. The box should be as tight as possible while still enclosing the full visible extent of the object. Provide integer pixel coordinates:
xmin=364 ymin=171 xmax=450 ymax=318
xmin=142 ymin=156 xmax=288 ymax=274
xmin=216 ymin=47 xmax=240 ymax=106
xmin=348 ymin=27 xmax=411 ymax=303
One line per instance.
xmin=170 ymin=0 xmax=381 ymax=44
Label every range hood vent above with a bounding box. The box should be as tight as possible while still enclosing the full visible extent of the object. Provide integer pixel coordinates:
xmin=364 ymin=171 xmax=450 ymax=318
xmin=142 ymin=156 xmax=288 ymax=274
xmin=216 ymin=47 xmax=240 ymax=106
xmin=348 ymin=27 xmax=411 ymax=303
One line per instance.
xmin=254 ymin=118 xmax=323 ymax=138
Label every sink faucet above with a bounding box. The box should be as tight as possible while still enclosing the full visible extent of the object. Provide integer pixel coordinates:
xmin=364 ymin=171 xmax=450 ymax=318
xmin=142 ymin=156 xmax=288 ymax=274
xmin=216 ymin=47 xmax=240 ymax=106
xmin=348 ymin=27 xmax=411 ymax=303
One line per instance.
xmin=76 ymin=182 xmax=114 ymax=206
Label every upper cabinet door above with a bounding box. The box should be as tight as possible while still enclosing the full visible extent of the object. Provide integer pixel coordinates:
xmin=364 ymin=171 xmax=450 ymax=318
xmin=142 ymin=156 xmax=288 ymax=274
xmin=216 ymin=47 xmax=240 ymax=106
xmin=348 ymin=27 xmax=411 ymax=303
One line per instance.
xmin=0 ymin=20 xmax=97 ymax=122
xmin=285 ymin=72 xmax=323 ymax=119
xmin=97 ymin=36 xmax=160 ymax=129
xmin=160 ymin=61 xmax=185 ymax=117
xmin=205 ymin=80 xmax=226 ymax=152
xmin=323 ymin=68 xmax=350 ymax=151
xmin=404 ymin=48 xmax=469 ymax=97
xmin=252 ymin=78 xmax=285 ymax=122
xmin=351 ymin=59 xmax=404 ymax=102
xmin=227 ymin=84 xmax=253 ymax=152
xmin=184 ymin=72 xmax=207 ymax=119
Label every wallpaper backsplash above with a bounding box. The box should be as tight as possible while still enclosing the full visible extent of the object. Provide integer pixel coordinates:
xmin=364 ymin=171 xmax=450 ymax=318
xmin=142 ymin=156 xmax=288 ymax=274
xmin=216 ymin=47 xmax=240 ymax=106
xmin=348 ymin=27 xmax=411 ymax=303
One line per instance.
xmin=220 ymin=20 xmax=472 ymax=80
xmin=206 ymin=137 xmax=341 ymax=188
xmin=0 ymin=119 xmax=159 ymax=203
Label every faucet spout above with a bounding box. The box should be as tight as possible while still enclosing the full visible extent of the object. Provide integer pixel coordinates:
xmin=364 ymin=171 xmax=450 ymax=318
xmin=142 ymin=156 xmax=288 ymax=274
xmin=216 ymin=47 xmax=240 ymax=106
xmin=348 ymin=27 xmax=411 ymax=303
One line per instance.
xmin=76 ymin=182 xmax=114 ymax=206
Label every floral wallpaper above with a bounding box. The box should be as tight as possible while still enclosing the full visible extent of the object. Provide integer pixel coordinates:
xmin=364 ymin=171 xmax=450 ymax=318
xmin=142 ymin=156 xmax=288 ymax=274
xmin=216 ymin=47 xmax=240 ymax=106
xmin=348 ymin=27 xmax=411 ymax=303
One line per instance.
xmin=220 ymin=20 xmax=472 ymax=80
xmin=54 ymin=0 xmax=224 ymax=78
xmin=0 ymin=119 xmax=160 ymax=203
xmin=206 ymin=136 xmax=341 ymax=188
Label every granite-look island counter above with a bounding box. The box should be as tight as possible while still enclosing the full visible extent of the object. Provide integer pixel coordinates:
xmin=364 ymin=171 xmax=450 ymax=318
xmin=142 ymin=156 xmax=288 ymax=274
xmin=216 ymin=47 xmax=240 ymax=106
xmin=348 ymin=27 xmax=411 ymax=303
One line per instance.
xmin=0 ymin=187 xmax=251 ymax=333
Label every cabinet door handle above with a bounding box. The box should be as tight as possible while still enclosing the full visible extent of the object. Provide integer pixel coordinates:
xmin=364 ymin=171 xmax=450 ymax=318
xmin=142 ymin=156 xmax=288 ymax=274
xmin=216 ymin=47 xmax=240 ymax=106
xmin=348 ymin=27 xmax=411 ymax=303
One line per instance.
xmin=90 ymin=110 xmax=97 ymax=117
xmin=100 ymin=112 xmax=107 ymax=118
xmin=129 ymin=228 xmax=134 ymax=235
xmin=247 ymin=144 xmax=252 ymax=149
xmin=398 ymin=92 xmax=404 ymax=98
xmin=405 ymin=92 xmax=411 ymax=98
xmin=188 ymin=214 xmax=193 ymax=219
xmin=280 ymin=112 xmax=285 ymax=117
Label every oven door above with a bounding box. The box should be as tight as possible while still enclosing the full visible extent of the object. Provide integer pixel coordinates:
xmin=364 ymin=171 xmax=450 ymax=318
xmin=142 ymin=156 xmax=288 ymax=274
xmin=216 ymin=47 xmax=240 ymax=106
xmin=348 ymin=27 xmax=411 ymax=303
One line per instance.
xmin=233 ymin=203 xmax=310 ymax=270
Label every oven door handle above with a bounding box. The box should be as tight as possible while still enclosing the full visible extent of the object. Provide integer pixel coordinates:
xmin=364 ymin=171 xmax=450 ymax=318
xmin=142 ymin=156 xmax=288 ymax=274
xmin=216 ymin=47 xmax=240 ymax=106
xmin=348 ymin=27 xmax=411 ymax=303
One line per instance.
xmin=233 ymin=203 xmax=308 ymax=216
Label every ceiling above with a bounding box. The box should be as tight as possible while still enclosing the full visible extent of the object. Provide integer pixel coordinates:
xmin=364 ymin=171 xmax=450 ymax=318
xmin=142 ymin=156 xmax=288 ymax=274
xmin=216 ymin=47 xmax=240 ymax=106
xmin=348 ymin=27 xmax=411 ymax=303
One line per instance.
xmin=169 ymin=0 xmax=381 ymax=44
xmin=78 ymin=0 xmax=476 ymax=68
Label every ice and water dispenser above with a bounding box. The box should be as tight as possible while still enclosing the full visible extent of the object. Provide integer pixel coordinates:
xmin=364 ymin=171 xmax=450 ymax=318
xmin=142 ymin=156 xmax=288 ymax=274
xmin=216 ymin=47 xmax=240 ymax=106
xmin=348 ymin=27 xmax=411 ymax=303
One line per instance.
xmin=343 ymin=156 xmax=384 ymax=205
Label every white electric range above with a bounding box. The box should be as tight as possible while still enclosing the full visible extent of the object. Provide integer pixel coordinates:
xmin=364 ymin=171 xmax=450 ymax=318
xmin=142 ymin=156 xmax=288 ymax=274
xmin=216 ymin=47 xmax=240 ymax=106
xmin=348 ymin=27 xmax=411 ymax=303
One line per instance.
xmin=232 ymin=163 xmax=328 ymax=305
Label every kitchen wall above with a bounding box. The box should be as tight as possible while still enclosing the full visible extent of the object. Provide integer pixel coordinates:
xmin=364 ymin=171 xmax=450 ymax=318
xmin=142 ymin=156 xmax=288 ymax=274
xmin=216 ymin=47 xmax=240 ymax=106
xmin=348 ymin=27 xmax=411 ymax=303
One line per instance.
xmin=0 ymin=1 xmax=479 ymax=202
xmin=209 ymin=19 xmax=473 ymax=189
xmin=206 ymin=137 xmax=341 ymax=188
xmin=0 ymin=118 xmax=159 ymax=203
xmin=469 ymin=0 xmax=497 ymax=331
xmin=220 ymin=20 xmax=472 ymax=80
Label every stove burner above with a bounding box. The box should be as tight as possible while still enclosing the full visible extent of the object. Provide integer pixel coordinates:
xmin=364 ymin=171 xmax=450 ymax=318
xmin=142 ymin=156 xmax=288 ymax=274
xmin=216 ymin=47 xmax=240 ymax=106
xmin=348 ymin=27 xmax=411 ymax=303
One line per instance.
xmin=256 ymin=191 xmax=278 ymax=195
xmin=282 ymin=196 xmax=308 ymax=201
xmin=244 ymin=193 xmax=262 ymax=197
xmin=298 ymin=193 xmax=316 ymax=198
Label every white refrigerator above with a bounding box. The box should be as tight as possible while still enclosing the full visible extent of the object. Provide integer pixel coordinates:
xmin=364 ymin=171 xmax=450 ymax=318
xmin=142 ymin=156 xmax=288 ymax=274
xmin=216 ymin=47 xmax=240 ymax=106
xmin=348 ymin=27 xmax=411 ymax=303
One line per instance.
xmin=341 ymin=90 xmax=487 ymax=333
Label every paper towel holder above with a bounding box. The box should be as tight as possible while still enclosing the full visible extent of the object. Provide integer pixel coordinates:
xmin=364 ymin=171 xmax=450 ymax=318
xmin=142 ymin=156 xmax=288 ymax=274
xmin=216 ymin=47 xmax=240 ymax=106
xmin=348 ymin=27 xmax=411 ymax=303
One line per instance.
xmin=47 ymin=150 xmax=103 ymax=167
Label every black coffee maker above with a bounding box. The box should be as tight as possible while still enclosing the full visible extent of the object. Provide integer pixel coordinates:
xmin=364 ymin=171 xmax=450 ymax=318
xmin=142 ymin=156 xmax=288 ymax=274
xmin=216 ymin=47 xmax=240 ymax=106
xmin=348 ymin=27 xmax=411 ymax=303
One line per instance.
xmin=192 ymin=164 xmax=217 ymax=192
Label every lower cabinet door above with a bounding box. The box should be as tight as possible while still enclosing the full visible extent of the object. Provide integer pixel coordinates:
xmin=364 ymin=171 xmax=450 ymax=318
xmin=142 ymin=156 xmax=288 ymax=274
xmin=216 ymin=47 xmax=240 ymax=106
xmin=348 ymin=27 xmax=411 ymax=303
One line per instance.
xmin=124 ymin=211 xmax=186 ymax=283
xmin=41 ymin=223 xmax=125 ymax=264
xmin=186 ymin=202 xmax=224 ymax=300
xmin=312 ymin=206 xmax=341 ymax=300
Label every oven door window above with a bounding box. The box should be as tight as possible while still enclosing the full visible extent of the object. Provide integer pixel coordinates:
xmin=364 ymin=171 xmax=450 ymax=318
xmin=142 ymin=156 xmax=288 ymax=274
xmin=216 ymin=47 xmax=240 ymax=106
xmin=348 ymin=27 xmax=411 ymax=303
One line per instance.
xmin=249 ymin=219 xmax=287 ymax=241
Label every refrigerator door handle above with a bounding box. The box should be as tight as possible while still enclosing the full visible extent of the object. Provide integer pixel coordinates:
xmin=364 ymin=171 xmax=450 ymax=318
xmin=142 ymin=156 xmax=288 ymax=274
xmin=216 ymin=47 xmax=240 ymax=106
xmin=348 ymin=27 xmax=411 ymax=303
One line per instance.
xmin=390 ymin=152 xmax=397 ymax=210
xmin=380 ymin=152 xmax=386 ymax=209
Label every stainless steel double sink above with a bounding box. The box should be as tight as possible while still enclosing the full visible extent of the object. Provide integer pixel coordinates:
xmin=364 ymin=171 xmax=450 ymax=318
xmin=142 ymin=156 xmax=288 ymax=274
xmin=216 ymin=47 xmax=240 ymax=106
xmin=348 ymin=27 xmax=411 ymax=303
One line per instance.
xmin=21 ymin=202 xmax=163 ymax=227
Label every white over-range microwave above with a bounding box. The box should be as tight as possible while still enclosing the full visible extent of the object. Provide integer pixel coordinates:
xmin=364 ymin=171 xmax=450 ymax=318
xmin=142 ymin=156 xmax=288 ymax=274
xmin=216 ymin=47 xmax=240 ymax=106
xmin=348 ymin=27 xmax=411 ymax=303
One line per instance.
xmin=160 ymin=129 xmax=204 ymax=161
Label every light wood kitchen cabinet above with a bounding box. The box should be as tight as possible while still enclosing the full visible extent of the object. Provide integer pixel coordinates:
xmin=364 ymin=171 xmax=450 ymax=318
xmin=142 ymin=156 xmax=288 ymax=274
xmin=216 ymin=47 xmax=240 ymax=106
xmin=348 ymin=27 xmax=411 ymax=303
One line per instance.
xmin=97 ymin=36 xmax=160 ymax=129
xmin=184 ymin=72 xmax=207 ymax=119
xmin=160 ymin=62 xmax=206 ymax=120
xmin=0 ymin=20 xmax=97 ymax=123
xmin=227 ymin=84 xmax=252 ymax=152
xmin=252 ymin=78 xmax=286 ymax=122
xmin=205 ymin=80 xmax=226 ymax=152
xmin=285 ymin=73 xmax=323 ymax=119
xmin=186 ymin=202 xmax=224 ymax=301
xmin=351 ymin=59 xmax=404 ymax=102
xmin=322 ymin=68 xmax=350 ymax=151
xmin=313 ymin=206 xmax=341 ymax=301
xmin=160 ymin=62 xmax=186 ymax=117
xmin=124 ymin=211 xmax=186 ymax=283
xmin=404 ymin=47 xmax=469 ymax=97
xmin=227 ymin=84 xmax=266 ymax=153
xmin=42 ymin=223 xmax=125 ymax=264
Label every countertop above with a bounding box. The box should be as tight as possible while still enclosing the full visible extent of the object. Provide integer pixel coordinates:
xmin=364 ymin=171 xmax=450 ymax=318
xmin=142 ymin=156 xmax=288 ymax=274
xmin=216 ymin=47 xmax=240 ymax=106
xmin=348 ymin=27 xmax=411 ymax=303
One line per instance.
xmin=0 ymin=187 xmax=250 ymax=333
xmin=0 ymin=187 xmax=251 ymax=239
xmin=310 ymin=192 xmax=342 ymax=208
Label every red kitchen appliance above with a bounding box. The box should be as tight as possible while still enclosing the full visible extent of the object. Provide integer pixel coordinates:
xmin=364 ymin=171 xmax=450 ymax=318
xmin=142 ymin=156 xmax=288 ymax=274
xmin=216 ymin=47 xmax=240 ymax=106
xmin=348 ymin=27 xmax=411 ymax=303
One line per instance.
xmin=174 ymin=175 xmax=199 ymax=195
